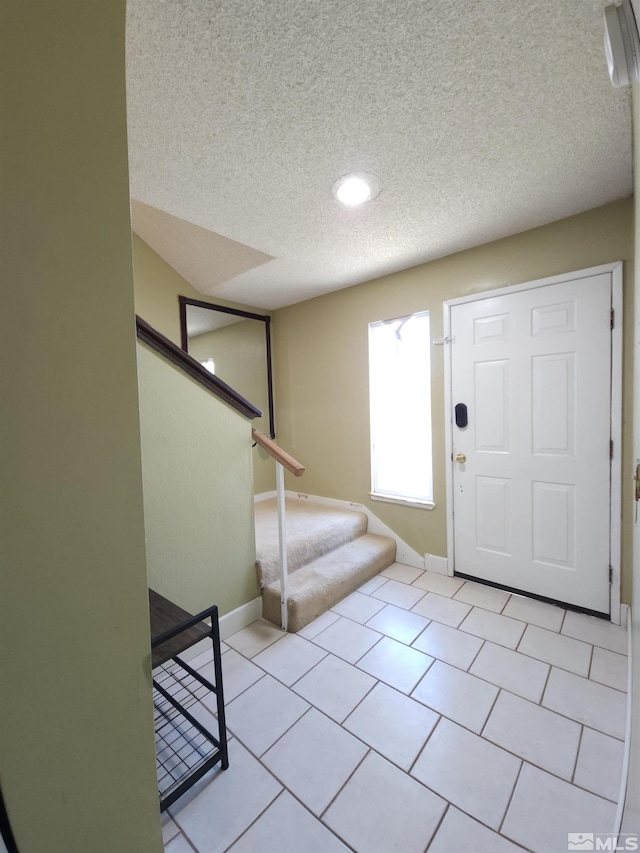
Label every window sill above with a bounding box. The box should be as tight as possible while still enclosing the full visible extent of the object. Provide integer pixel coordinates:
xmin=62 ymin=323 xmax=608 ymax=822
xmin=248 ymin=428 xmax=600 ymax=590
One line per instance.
xmin=370 ymin=493 xmax=436 ymax=510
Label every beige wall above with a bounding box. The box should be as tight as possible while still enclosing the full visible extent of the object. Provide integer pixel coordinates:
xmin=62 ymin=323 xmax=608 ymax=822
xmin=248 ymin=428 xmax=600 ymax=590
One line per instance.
xmin=273 ymin=198 xmax=634 ymax=603
xmin=138 ymin=344 xmax=260 ymax=615
xmin=133 ymin=234 xmax=276 ymax=493
xmin=0 ymin=4 xmax=161 ymax=851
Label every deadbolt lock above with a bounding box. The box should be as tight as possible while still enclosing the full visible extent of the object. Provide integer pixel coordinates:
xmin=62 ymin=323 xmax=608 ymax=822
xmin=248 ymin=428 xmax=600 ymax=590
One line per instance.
xmin=455 ymin=453 xmax=467 ymax=464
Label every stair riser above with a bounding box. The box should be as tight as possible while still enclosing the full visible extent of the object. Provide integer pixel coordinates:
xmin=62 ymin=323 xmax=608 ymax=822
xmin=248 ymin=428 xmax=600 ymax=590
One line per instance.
xmin=262 ymin=539 xmax=396 ymax=632
xmin=255 ymin=498 xmax=368 ymax=587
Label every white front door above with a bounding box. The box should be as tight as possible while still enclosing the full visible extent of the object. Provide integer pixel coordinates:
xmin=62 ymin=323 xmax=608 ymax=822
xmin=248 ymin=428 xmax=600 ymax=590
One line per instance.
xmin=450 ymin=272 xmax=613 ymax=613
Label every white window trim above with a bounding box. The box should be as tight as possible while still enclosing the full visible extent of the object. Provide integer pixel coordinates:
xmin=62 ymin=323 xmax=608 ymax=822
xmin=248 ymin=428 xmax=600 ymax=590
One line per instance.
xmin=370 ymin=492 xmax=436 ymax=510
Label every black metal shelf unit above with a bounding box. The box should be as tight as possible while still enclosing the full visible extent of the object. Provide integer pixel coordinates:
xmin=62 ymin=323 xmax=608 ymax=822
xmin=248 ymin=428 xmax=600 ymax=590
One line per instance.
xmin=149 ymin=590 xmax=229 ymax=812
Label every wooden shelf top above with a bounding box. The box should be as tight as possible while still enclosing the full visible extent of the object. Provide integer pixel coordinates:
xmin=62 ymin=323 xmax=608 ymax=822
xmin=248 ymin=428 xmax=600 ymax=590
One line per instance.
xmin=149 ymin=589 xmax=211 ymax=668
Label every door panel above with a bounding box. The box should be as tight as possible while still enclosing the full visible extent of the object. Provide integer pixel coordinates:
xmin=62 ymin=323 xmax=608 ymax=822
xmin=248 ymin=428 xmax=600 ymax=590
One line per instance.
xmin=451 ymin=273 xmax=611 ymax=613
xmin=475 ymin=476 xmax=511 ymax=554
xmin=475 ymin=360 xmax=510 ymax=451
xmin=532 ymin=481 xmax=576 ymax=567
xmin=531 ymin=353 xmax=575 ymax=455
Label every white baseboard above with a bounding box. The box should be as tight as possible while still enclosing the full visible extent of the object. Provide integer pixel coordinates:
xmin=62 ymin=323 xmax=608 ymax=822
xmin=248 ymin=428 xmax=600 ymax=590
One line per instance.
xmin=425 ymin=553 xmax=450 ymax=576
xmin=614 ymin=604 xmax=633 ymax=835
xmin=219 ymin=596 xmax=263 ymax=639
xmin=287 ymin=491 xmax=425 ymax=570
xmin=154 ymin=597 xmax=263 ymax=665
xmin=620 ymin=603 xmax=630 ymax=629
xmin=254 ymin=491 xmax=277 ymax=503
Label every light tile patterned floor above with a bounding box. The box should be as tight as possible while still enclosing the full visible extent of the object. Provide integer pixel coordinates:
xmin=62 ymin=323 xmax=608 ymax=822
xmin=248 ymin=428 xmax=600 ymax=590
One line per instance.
xmin=162 ymin=564 xmax=628 ymax=853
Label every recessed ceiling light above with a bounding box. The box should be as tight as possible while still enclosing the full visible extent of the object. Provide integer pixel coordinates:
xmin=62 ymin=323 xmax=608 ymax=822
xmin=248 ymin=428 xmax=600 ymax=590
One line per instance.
xmin=332 ymin=172 xmax=381 ymax=206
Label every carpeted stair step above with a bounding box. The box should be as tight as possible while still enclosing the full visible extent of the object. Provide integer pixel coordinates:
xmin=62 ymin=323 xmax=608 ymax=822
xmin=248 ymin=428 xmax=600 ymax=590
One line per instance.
xmin=255 ymin=498 xmax=368 ymax=587
xmin=262 ymin=533 xmax=396 ymax=633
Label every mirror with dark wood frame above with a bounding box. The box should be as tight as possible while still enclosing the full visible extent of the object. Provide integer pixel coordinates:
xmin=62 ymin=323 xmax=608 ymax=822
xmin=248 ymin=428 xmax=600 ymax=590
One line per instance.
xmin=179 ymin=296 xmax=275 ymax=438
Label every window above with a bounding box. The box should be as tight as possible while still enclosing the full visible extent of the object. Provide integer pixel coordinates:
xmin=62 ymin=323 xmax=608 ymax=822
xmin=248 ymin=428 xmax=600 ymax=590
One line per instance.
xmin=368 ymin=311 xmax=433 ymax=506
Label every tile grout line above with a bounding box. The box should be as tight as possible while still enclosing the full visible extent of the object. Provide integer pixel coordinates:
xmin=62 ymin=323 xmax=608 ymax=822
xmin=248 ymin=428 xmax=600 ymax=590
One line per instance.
xmin=479 ymin=685 xmax=502 ymax=738
xmin=251 ymin=703 xmax=316 ymax=762
xmin=248 ymin=648 xmax=331 ymax=692
xmin=570 ymin=725 xmax=585 ymax=786
xmin=225 ymin=629 xmax=285 ymax=661
xmin=407 ymin=660 xmax=592 ymax=740
xmin=497 ymin=759 xmax=525 ymax=838
xmin=407 ymin=714 xmax=442 ymax=777
xmin=406 ymin=749 xmax=532 ymax=849
xmin=358 ymin=593 xmax=626 ymax=664
xmin=559 ymin=607 xmax=569 ymax=635
xmin=255 ymin=754 xmax=360 ymax=853
xmin=465 ymin=637 xmax=487 ymax=672
xmin=318 ymin=747 xmax=372 ymax=821
xmin=538 ymin=665 xmax=627 ymax=735
xmin=422 ymin=801 xmax=451 ymax=852
xmin=406 ymin=680 xmax=616 ymax=790
xmin=219 ymin=671 xmax=268 ymax=708
xmin=179 ymin=829 xmax=200 ymax=853
xmin=335 ymin=672 xmax=380 ymax=726
xmin=219 ymin=786 xmax=283 ymax=853
xmin=480 ymin=732 xmax=589 ymax=794
xmin=587 ymin=641 xmax=595 ymax=680
xmin=538 ymin=659 xmax=554 ymax=708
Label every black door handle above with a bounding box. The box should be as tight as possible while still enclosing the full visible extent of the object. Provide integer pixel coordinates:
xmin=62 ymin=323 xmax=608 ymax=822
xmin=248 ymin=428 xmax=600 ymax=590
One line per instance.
xmin=455 ymin=403 xmax=468 ymax=429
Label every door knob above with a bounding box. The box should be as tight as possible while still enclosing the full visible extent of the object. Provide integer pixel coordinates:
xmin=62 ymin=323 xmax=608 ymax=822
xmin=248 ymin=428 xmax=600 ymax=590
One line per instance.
xmin=456 ymin=453 xmax=467 ymax=463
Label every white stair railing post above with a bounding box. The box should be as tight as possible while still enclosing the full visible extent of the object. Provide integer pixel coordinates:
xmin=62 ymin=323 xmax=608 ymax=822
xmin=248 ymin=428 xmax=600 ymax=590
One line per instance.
xmin=251 ymin=428 xmax=303 ymax=633
xmin=276 ymin=461 xmax=288 ymax=632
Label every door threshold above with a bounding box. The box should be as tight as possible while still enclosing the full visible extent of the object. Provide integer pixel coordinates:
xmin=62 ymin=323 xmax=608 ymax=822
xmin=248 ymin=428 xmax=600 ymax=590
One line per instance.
xmin=453 ymin=572 xmax=610 ymax=621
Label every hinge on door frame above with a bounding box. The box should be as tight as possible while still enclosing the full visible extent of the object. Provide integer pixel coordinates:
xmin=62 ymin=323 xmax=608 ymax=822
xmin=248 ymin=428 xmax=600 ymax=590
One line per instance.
xmin=610 ymin=439 xmax=614 ymax=460
xmin=609 ymin=566 xmax=613 ymax=585
xmin=611 ymin=308 xmax=614 ymax=330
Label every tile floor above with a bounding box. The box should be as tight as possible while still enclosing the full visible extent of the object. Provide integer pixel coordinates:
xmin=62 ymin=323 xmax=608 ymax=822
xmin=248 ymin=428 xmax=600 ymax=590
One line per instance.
xmin=160 ymin=564 xmax=628 ymax=853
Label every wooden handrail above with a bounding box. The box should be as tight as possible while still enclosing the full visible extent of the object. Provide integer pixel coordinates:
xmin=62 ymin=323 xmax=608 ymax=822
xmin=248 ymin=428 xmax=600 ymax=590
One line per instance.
xmin=136 ymin=315 xmax=262 ymax=420
xmin=252 ymin=429 xmax=305 ymax=477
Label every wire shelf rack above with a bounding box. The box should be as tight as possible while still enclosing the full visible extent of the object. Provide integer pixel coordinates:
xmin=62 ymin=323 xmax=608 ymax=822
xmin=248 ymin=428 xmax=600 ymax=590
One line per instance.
xmin=153 ymin=661 xmax=226 ymax=809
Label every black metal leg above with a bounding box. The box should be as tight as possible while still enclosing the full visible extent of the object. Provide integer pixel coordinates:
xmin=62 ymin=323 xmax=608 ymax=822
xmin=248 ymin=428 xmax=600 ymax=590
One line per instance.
xmin=211 ymin=608 xmax=229 ymax=770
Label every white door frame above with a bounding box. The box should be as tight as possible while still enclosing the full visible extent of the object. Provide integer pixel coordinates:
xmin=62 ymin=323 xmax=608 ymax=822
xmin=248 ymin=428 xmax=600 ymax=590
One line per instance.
xmin=442 ymin=262 xmax=623 ymax=624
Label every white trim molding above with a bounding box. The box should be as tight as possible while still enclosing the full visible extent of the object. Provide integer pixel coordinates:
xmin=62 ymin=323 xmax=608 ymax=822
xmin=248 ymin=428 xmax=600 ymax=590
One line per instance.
xmin=610 ymin=262 xmax=624 ymax=625
xmin=218 ymin=596 xmax=263 ymax=640
xmin=621 ymin=603 xmax=630 ymax=630
xmin=425 ymin=553 xmax=450 ymax=575
xmin=172 ymin=596 xmax=264 ymax=663
xmin=289 ymin=491 xmax=425 ymax=569
xmin=613 ymin=604 xmax=633 ymax=835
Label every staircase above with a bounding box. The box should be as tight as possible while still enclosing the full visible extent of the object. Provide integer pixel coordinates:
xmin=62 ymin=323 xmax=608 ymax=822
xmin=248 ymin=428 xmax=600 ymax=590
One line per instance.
xmin=256 ymin=497 xmax=396 ymax=632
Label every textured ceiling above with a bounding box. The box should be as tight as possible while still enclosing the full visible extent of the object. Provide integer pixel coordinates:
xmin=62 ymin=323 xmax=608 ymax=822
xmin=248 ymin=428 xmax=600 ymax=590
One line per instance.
xmin=126 ymin=0 xmax=632 ymax=310
xmin=131 ymin=199 xmax=273 ymax=290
